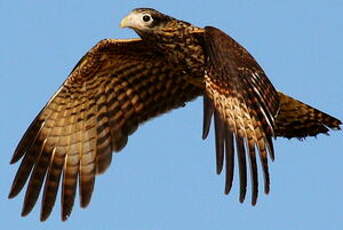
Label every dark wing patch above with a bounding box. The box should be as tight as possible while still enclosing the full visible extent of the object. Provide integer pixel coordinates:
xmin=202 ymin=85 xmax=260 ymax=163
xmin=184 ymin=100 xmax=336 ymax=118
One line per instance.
xmin=202 ymin=26 xmax=280 ymax=205
xmin=9 ymin=39 xmax=201 ymax=221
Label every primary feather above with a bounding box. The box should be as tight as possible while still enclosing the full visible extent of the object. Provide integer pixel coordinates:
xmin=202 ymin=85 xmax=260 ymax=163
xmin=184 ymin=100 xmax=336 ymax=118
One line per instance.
xmin=9 ymin=8 xmax=341 ymax=221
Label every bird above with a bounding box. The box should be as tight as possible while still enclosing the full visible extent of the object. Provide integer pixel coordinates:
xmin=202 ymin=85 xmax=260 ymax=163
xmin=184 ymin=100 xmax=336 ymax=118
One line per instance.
xmin=8 ymin=8 xmax=341 ymax=222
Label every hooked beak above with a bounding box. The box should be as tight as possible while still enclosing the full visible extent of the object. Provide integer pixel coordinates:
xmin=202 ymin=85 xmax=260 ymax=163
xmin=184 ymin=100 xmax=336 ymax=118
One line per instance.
xmin=120 ymin=14 xmax=134 ymax=28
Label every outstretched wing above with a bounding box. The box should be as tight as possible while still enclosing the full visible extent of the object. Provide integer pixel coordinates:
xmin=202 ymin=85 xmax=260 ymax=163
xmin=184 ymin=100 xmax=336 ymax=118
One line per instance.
xmin=202 ymin=26 xmax=280 ymax=205
xmin=9 ymin=39 xmax=201 ymax=221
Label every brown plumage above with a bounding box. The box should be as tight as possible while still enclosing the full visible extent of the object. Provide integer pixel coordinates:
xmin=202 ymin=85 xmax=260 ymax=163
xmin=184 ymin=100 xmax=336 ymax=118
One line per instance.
xmin=9 ymin=38 xmax=201 ymax=221
xmin=9 ymin=8 xmax=341 ymax=221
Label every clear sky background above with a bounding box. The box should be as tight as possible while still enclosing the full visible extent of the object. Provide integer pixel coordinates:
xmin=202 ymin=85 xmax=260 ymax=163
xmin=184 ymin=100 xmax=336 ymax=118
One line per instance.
xmin=1 ymin=0 xmax=342 ymax=229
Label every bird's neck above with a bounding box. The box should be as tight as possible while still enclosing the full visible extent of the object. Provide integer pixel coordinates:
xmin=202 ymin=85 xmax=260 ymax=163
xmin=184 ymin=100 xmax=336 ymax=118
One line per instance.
xmin=149 ymin=25 xmax=206 ymax=78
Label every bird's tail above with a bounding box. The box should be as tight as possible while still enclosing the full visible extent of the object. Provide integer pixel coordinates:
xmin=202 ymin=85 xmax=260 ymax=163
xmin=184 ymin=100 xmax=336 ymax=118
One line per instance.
xmin=274 ymin=92 xmax=341 ymax=139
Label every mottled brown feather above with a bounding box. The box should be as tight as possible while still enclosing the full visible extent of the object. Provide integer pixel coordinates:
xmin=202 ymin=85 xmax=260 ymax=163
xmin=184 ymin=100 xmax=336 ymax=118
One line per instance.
xmin=203 ymin=26 xmax=279 ymax=204
xmin=275 ymin=92 xmax=342 ymax=138
xmin=10 ymin=38 xmax=201 ymax=221
xmin=10 ymin=8 xmax=342 ymax=222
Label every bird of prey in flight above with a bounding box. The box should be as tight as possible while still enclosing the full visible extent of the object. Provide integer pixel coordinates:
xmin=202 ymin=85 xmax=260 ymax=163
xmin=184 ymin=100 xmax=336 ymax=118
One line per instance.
xmin=9 ymin=8 xmax=341 ymax=221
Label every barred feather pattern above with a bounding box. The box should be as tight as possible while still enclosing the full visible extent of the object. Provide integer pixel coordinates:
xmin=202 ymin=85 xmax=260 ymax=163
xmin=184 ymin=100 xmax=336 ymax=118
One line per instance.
xmin=201 ymin=26 xmax=341 ymax=205
xmin=275 ymin=92 xmax=342 ymax=138
xmin=203 ymin=26 xmax=280 ymax=205
xmin=9 ymin=39 xmax=201 ymax=221
xmin=10 ymin=11 xmax=342 ymax=222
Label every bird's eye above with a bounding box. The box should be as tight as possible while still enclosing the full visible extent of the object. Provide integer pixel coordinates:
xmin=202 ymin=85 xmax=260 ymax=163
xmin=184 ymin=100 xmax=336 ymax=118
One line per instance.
xmin=142 ymin=15 xmax=152 ymax=22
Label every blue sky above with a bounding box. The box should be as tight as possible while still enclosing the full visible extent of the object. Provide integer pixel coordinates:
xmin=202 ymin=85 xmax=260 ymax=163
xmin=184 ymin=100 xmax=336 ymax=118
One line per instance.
xmin=1 ymin=0 xmax=342 ymax=229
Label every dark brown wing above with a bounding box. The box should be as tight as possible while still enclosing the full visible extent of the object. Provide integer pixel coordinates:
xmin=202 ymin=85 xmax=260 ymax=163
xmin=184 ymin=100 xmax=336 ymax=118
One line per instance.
xmin=275 ymin=92 xmax=341 ymax=138
xmin=9 ymin=38 xmax=201 ymax=221
xmin=202 ymin=26 xmax=280 ymax=205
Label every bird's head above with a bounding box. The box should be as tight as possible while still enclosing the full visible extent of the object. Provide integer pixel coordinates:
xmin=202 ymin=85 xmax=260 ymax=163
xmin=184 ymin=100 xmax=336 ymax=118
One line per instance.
xmin=120 ymin=8 xmax=192 ymax=39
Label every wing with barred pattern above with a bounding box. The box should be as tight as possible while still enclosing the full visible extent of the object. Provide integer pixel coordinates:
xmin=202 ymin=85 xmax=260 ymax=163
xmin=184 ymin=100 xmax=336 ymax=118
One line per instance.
xmin=9 ymin=38 xmax=201 ymax=221
xmin=202 ymin=26 xmax=280 ymax=205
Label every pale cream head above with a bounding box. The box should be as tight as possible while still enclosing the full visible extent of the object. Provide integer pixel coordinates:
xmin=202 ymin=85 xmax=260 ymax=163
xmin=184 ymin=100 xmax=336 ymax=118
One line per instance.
xmin=120 ymin=10 xmax=155 ymax=31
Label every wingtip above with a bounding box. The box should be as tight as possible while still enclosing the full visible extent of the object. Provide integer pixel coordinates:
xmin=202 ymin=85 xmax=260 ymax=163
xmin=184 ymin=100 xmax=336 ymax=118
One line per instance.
xmin=80 ymin=198 xmax=91 ymax=209
xmin=40 ymin=204 xmax=54 ymax=222
xmin=21 ymin=206 xmax=32 ymax=218
xmin=10 ymin=155 xmax=20 ymax=165
xmin=8 ymin=189 xmax=18 ymax=199
xmin=224 ymin=183 xmax=233 ymax=195
xmin=61 ymin=213 xmax=70 ymax=222
xmin=21 ymin=195 xmax=38 ymax=217
xmin=40 ymin=214 xmax=49 ymax=222
xmin=202 ymin=133 xmax=208 ymax=140
xmin=216 ymin=166 xmax=223 ymax=175
xmin=239 ymin=191 xmax=246 ymax=204
xmin=61 ymin=206 xmax=73 ymax=222
xmin=8 ymin=180 xmax=23 ymax=199
xmin=264 ymin=185 xmax=270 ymax=195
